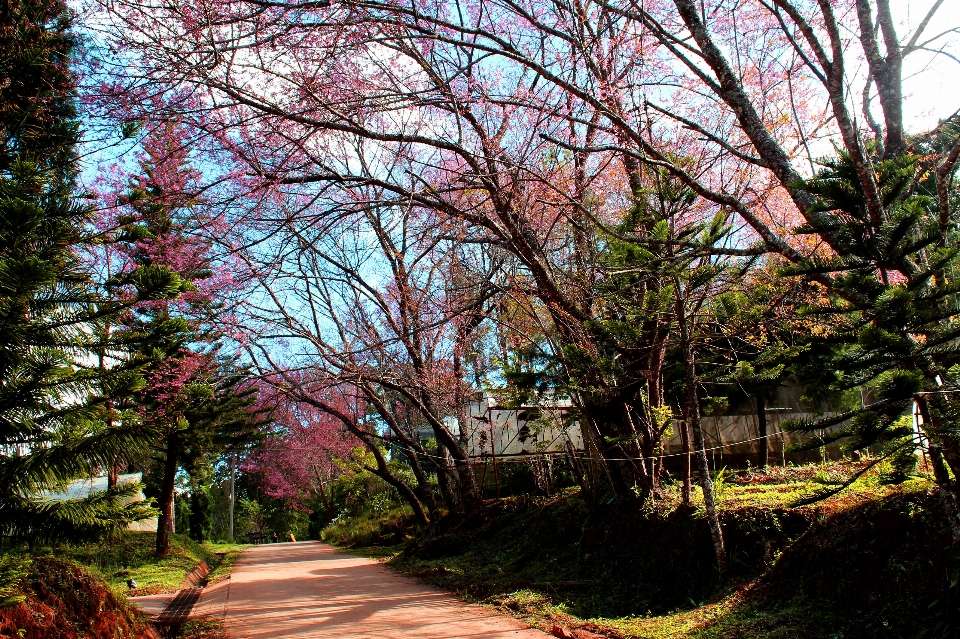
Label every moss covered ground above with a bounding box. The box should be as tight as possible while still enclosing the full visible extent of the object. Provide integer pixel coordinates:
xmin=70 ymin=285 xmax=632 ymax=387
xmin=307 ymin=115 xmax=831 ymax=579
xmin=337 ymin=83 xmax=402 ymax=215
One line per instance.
xmin=330 ymin=462 xmax=960 ymax=639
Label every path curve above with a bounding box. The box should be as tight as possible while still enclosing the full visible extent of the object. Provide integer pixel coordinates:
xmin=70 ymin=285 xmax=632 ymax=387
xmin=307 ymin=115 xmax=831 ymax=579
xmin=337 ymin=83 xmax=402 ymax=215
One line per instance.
xmin=224 ymin=542 xmax=550 ymax=639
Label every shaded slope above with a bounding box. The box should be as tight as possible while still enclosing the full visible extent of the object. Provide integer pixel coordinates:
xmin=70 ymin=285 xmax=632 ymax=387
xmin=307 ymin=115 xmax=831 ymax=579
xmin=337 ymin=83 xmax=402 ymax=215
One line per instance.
xmin=0 ymin=558 xmax=157 ymax=639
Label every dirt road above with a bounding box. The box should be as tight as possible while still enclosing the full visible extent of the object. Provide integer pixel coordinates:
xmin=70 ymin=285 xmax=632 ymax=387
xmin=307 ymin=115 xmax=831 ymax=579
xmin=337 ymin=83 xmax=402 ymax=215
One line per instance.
xmin=223 ymin=542 xmax=550 ymax=639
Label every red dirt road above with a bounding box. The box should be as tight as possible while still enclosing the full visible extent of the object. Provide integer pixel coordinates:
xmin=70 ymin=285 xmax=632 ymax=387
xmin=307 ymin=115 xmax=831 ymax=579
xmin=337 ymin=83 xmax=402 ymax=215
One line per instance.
xmin=223 ymin=542 xmax=550 ymax=639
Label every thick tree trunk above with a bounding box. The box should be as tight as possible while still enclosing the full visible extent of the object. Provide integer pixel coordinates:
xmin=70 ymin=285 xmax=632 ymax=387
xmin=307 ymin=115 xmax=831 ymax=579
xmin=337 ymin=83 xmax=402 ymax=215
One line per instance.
xmin=428 ymin=423 xmax=482 ymax=513
xmin=156 ymin=433 xmax=179 ymax=557
xmin=432 ymin=445 xmax=462 ymax=513
xmin=452 ymin=339 xmax=484 ymax=512
xmin=757 ymin=396 xmax=769 ymax=469
xmin=583 ymin=401 xmax=635 ymax=498
xmin=453 ymin=456 xmax=482 ymax=511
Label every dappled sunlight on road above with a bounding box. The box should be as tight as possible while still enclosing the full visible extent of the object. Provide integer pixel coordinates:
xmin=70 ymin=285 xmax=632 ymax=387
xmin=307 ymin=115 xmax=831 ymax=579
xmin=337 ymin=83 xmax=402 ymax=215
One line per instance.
xmin=225 ymin=542 xmax=548 ymax=638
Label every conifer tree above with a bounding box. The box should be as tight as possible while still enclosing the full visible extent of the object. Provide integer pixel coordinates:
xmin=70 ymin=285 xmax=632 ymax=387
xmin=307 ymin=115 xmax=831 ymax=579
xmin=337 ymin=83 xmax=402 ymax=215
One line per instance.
xmin=785 ymin=131 xmax=960 ymax=535
xmin=107 ymin=124 xmax=265 ymax=555
xmin=0 ymin=0 xmax=156 ymax=544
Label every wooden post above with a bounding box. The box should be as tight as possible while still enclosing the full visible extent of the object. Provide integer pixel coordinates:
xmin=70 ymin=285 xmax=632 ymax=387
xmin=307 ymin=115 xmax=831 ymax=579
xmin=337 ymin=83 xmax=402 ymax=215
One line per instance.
xmin=488 ymin=404 xmax=499 ymax=499
xmin=757 ymin=396 xmax=769 ymax=469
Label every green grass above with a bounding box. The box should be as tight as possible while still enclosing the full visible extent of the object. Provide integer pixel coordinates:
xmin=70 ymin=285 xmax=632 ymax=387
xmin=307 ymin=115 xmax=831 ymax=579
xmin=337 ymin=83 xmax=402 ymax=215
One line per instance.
xmin=180 ymin=619 xmax=227 ymax=639
xmin=24 ymin=531 xmax=248 ymax=595
xmin=207 ymin=545 xmax=245 ymax=584
xmin=322 ymin=504 xmax=414 ymax=548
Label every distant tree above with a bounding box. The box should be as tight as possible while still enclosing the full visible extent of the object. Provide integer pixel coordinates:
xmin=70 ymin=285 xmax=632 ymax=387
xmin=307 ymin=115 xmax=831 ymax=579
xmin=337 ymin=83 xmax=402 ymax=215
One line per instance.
xmin=243 ymin=388 xmax=358 ymax=523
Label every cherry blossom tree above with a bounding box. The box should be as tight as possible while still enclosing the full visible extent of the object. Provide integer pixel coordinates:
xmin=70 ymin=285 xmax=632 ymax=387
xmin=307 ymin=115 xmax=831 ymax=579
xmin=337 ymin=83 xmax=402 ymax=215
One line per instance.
xmin=243 ymin=387 xmax=358 ymax=518
xmin=81 ymin=0 xmax=960 ymax=545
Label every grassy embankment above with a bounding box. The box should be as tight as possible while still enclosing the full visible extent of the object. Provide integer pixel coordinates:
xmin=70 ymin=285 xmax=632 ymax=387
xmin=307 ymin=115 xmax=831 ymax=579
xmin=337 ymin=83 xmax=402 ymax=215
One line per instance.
xmin=43 ymin=531 xmax=247 ymax=595
xmin=324 ymin=461 xmax=960 ymax=639
xmin=0 ymin=533 xmax=247 ymax=638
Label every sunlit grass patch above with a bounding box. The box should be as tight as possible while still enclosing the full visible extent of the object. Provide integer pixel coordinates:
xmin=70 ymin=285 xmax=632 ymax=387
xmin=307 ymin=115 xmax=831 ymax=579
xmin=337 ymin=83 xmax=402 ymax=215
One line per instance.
xmin=180 ymin=619 xmax=227 ymax=639
xmin=207 ymin=546 xmax=246 ymax=584
xmin=28 ymin=531 xmax=247 ymax=595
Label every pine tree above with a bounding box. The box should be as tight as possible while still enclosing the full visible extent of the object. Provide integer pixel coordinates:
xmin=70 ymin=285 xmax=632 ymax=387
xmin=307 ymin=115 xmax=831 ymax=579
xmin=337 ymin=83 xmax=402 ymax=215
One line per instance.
xmin=785 ymin=132 xmax=960 ymax=536
xmin=107 ymin=125 xmax=266 ymax=555
xmin=0 ymin=0 xmax=156 ymax=545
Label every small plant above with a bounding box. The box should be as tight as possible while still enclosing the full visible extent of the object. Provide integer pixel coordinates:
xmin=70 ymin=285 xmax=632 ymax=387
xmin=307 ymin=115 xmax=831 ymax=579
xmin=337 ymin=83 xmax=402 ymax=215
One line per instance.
xmin=0 ymin=556 xmax=29 ymax=607
xmin=712 ymin=467 xmax=729 ymax=502
xmin=812 ymin=466 xmax=840 ymax=485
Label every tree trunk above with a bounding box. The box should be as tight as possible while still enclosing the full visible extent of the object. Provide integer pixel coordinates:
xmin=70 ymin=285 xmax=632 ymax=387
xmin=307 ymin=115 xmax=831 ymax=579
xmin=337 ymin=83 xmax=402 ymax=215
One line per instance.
xmin=365 ymin=442 xmax=430 ymax=526
xmin=228 ymin=454 xmax=235 ymax=543
xmin=156 ymin=433 xmax=179 ymax=557
xmin=428 ymin=422 xmax=482 ymax=513
xmin=686 ymin=367 xmax=728 ymax=571
xmin=452 ymin=341 xmax=483 ymax=512
xmin=107 ymin=461 xmax=119 ymax=491
xmin=677 ymin=294 xmax=727 ymax=571
xmin=99 ymin=328 xmax=119 ymax=492
xmin=406 ymin=447 xmax=439 ymax=517
xmin=757 ymin=396 xmax=769 ymax=469
xmin=311 ymin=465 xmax=336 ymax=522
xmin=453 ymin=456 xmax=483 ymax=512
xmin=916 ymin=395 xmax=960 ymax=544
xmin=916 ymin=395 xmax=960 ymax=488
xmin=583 ymin=402 xmax=635 ymax=498
xmin=433 ymin=444 xmax=462 ymax=513
xmin=679 ymin=416 xmax=693 ymax=509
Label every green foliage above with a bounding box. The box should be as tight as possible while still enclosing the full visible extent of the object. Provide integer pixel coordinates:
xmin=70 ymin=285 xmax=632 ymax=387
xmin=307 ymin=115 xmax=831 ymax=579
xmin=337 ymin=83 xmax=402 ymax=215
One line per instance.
xmin=0 ymin=555 xmax=29 ymax=608
xmin=711 ymin=467 xmax=729 ymax=502
xmin=783 ymin=139 xmax=960 ymax=482
xmin=234 ymin=496 xmax=266 ymax=541
xmin=325 ymin=447 xmax=412 ymax=519
xmin=0 ymin=0 xmax=158 ymax=543
xmin=233 ymin=494 xmax=310 ymax=542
